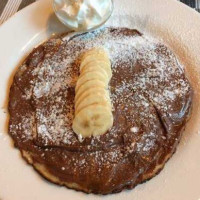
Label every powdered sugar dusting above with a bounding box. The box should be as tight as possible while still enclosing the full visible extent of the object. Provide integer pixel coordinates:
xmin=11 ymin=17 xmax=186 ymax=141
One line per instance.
xmin=10 ymin=115 xmax=34 ymax=142
xmin=16 ymin=28 xmax=191 ymax=156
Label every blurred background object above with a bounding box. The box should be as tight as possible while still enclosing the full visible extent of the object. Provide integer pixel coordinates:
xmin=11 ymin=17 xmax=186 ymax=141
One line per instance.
xmin=0 ymin=0 xmax=200 ymax=25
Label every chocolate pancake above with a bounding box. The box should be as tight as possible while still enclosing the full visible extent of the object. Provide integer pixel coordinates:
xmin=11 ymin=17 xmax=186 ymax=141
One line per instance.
xmin=8 ymin=27 xmax=192 ymax=194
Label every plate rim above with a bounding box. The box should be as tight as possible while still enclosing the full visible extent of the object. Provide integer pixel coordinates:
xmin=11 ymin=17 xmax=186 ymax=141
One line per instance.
xmin=0 ymin=0 xmax=200 ymax=200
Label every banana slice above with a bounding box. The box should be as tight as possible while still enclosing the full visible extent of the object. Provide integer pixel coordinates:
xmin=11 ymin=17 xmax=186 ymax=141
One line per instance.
xmin=80 ymin=48 xmax=110 ymax=67
xmin=73 ymin=48 xmax=113 ymax=137
xmin=80 ymin=67 xmax=109 ymax=82
xmin=81 ymin=48 xmax=110 ymax=58
xmin=79 ymin=48 xmax=112 ymax=79
xmin=75 ymin=93 xmax=112 ymax=115
xmin=81 ymin=60 xmax=112 ymax=80
xmin=75 ymin=79 xmax=106 ymax=101
xmin=76 ymin=71 xmax=108 ymax=92
xmin=72 ymin=105 xmax=113 ymax=137
xmin=75 ymin=87 xmax=109 ymax=109
xmin=81 ymin=65 xmax=109 ymax=80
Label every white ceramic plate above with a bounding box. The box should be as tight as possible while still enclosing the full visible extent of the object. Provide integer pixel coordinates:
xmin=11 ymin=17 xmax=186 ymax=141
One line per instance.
xmin=0 ymin=0 xmax=200 ymax=199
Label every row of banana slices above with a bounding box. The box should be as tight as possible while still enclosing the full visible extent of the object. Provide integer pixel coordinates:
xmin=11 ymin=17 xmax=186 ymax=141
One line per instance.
xmin=72 ymin=48 xmax=113 ymax=138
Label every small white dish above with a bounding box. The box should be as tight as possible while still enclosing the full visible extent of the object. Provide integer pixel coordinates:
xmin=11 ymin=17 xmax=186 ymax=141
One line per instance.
xmin=52 ymin=0 xmax=114 ymax=32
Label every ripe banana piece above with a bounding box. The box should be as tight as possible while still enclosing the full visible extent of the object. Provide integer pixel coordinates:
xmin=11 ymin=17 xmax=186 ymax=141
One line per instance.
xmin=73 ymin=48 xmax=113 ymax=137
xmin=80 ymin=48 xmax=112 ymax=79
xmin=81 ymin=61 xmax=112 ymax=80
xmin=75 ymin=79 xmax=106 ymax=101
xmin=75 ymin=71 xmax=108 ymax=92
xmin=73 ymin=105 xmax=113 ymax=137
xmin=75 ymin=88 xmax=111 ymax=113
xmin=80 ymin=48 xmax=111 ymax=70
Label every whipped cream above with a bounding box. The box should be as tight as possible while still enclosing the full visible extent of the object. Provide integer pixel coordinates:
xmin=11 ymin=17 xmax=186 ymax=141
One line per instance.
xmin=53 ymin=0 xmax=113 ymax=31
